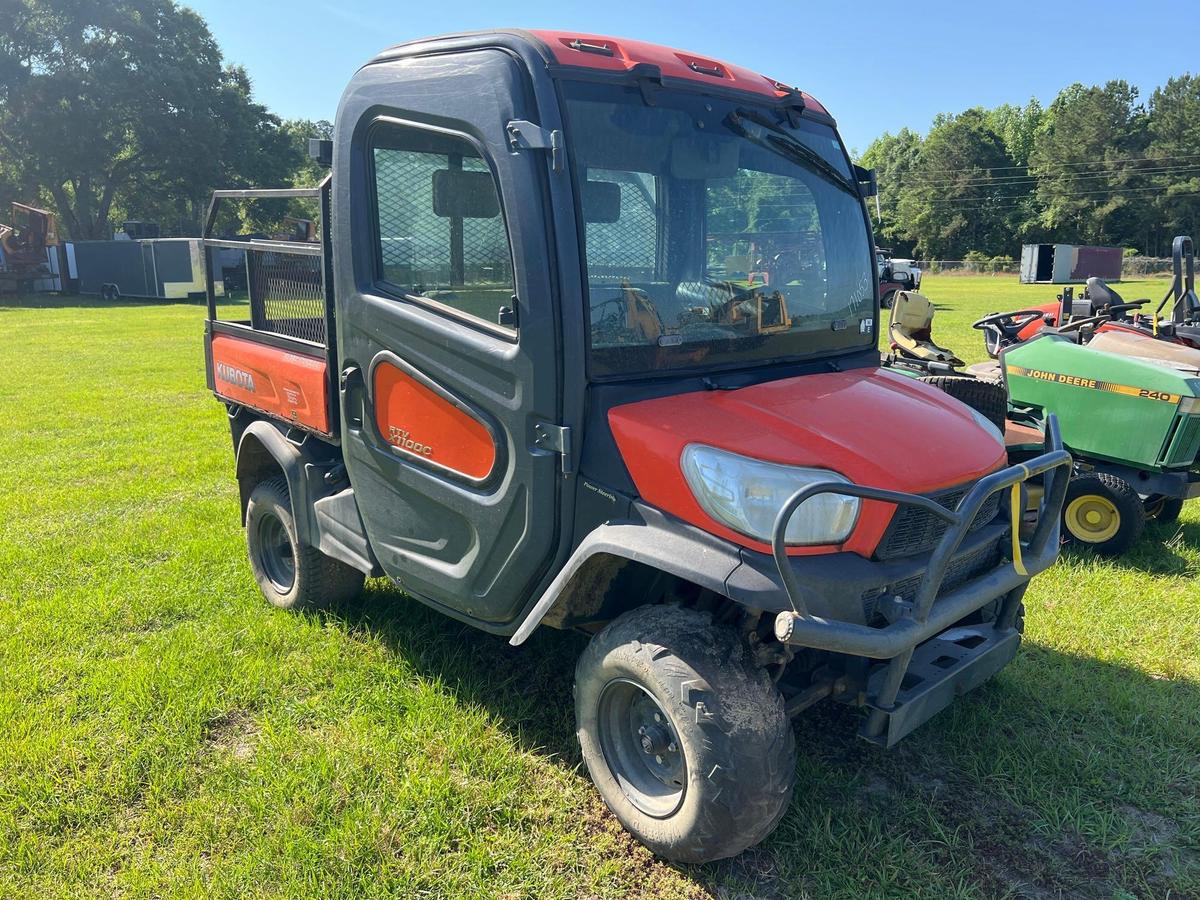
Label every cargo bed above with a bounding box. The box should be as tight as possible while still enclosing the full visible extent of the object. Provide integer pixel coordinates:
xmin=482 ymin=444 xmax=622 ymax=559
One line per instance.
xmin=202 ymin=177 xmax=339 ymax=440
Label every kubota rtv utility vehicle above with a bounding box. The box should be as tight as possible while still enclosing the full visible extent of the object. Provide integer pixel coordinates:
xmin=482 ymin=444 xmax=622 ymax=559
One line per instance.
xmin=202 ymin=29 xmax=1070 ymax=862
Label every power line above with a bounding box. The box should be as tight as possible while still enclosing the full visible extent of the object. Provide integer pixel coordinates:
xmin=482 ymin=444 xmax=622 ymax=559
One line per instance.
xmin=908 ymin=163 xmax=1200 ymax=189
xmin=742 ymin=180 xmax=1200 ymax=212
xmin=917 ymin=188 xmax=1200 ymax=215
xmin=893 ymin=151 xmax=1200 ymax=177
xmin=925 ymin=183 xmax=1199 ymax=204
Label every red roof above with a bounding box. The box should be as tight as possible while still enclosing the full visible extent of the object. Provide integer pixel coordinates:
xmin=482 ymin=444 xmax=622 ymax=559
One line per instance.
xmin=529 ymin=30 xmax=828 ymax=116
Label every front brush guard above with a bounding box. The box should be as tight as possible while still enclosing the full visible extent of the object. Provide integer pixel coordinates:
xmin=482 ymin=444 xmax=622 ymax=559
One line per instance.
xmin=769 ymin=416 xmax=1071 ymax=742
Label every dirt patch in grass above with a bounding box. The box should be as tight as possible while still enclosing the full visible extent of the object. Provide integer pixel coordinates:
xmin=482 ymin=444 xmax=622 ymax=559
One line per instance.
xmin=871 ymin=744 xmax=1178 ymax=898
xmin=202 ymin=710 xmax=259 ymax=761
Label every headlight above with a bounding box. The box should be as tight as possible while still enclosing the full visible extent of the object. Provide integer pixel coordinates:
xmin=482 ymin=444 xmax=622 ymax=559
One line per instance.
xmin=1180 ymin=395 xmax=1200 ymax=415
xmin=967 ymin=407 xmax=1005 ymax=446
xmin=680 ymin=445 xmax=860 ymax=545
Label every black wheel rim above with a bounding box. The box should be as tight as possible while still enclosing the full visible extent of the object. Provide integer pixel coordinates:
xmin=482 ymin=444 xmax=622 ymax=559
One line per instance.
xmin=255 ymin=511 xmax=295 ymax=592
xmin=597 ymin=678 xmax=687 ymax=818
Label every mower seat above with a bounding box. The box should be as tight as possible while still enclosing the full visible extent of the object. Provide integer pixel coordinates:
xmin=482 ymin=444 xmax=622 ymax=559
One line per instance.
xmin=1088 ymin=329 xmax=1200 ymax=373
xmin=965 ymin=359 xmax=1003 ymax=381
xmin=1085 ymin=276 xmax=1124 ymax=309
xmin=888 ymin=291 xmax=964 ymax=366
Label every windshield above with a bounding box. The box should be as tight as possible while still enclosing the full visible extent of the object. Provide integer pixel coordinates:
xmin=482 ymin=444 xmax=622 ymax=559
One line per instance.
xmin=563 ymin=81 xmax=875 ymax=378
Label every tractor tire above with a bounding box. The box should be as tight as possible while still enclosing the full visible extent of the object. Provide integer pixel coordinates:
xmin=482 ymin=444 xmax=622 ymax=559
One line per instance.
xmin=918 ymin=375 xmax=1009 ymax=432
xmin=1062 ymin=472 xmax=1146 ymax=556
xmin=1146 ymin=496 xmax=1185 ymax=524
xmin=575 ymin=605 xmax=795 ymax=864
xmin=245 ymin=476 xmax=365 ymax=611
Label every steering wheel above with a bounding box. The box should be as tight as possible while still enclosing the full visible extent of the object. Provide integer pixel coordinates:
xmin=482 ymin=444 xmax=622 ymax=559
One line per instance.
xmin=972 ymin=309 xmax=1048 ymax=334
xmin=972 ymin=309 xmax=1049 ymax=358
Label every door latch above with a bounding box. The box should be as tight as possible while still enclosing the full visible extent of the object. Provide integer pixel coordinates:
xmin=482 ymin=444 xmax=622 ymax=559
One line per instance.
xmin=534 ymin=422 xmax=574 ymax=474
xmin=506 ymin=120 xmax=563 ymax=172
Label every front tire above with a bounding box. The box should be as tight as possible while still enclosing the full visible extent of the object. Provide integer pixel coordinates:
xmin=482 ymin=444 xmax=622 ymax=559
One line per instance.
xmin=245 ymin=477 xmax=365 ymax=610
xmin=1062 ymin=472 xmax=1145 ymax=555
xmin=575 ymin=605 xmax=795 ymax=863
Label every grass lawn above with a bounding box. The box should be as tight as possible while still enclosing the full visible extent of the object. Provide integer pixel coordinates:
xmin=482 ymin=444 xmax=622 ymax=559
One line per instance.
xmin=0 ymin=276 xmax=1196 ymax=898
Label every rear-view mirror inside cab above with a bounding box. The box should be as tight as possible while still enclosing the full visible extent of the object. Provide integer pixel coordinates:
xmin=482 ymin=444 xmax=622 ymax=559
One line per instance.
xmin=583 ymin=180 xmax=622 ymax=223
xmin=432 ymin=169 xmax=500 ymax=218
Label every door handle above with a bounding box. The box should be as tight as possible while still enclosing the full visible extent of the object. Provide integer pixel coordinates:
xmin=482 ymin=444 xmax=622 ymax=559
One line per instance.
xmin=340 ymin=366 xmax=364 ymax=429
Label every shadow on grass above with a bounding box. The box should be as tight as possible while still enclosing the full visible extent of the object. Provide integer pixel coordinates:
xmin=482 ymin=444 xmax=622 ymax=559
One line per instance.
xmin=320 ymin=582 xmax=1199 ymax=897
xmin=322 ymin=585 xmax=585 ymax=763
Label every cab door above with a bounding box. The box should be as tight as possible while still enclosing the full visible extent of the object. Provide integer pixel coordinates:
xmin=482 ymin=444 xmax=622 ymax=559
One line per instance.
xmin=333 ymin=49 xmax=563 ymax=629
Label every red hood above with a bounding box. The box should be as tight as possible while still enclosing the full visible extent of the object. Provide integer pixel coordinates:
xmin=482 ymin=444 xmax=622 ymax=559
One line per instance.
xmin=608 ymin=368 xmax=1008 ymax=557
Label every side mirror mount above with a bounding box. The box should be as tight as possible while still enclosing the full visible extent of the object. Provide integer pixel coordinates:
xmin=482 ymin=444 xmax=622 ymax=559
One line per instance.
xmin=855 ymin=165 xmax=878 ymax=198
xmin=308 ymin=138 xmax=333 ymax=168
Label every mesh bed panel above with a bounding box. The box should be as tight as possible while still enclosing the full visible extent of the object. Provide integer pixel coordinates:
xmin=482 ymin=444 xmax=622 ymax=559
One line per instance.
xmin=249 ymin=249 xmax=325 ymax=344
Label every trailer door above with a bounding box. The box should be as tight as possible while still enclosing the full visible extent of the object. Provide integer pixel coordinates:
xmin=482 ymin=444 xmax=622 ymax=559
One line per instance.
xmin=334 ymin=50 xmax=563 ymax=630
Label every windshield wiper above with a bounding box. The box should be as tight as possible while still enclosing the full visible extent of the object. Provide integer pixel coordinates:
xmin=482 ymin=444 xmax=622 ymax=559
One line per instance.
xmin=724 ymin=109 xmax=859 ymax=198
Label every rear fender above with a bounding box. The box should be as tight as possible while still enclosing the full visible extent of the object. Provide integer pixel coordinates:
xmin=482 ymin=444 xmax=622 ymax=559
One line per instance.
xmin=234 ymin=417 xmax=381 ymax=576
xmin=234 ymin=419 xmax=322 ymax=548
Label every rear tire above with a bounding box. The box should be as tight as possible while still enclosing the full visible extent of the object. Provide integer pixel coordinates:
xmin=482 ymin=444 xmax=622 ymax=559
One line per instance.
xmin=575 ymin=605 xmax=795 ymax=864
xmin=245 ymin=477 xmax=365 ymax=610
xmin=1146 ymin=496 xmax=1185 ymax=524
xmin=1062 ymin=472 xmax=1145 ymax=555
xmin=881 ymin=288 xmax=897 ymax=309
xmin=918 ymin=375 xmax=1009 ymax=432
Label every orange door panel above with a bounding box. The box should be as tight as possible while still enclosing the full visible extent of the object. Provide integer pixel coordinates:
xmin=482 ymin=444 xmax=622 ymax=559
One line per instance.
xmin=372 ymin=357 xmax=499 ymax=483
xmin=210 ymin=334 xmax=330 ymax=434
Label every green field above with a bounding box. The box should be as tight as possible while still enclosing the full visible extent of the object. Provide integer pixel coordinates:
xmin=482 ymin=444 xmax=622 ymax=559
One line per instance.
xmin=0 ymin=276 xmax=1197 ymax=898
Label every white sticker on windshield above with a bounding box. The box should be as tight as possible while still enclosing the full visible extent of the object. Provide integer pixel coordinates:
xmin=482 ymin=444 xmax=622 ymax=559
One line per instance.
xmin=860 ymin=318 xmax=874 ymax=333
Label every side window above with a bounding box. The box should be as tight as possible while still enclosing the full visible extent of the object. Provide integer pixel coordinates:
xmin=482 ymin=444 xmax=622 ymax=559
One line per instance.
xmin=581 ymin=168 xmax=658 ymax=284
xmin=371 ymin=125 xmax=515 ymax=331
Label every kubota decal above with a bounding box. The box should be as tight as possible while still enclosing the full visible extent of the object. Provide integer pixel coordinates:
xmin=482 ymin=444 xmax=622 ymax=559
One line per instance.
xmin=1005 ymin=364 xmax=1182 ymax=404
xmin=372 ymin=358 xmax=498 ymax=482
xmin=210 ymin=334 xmax=330 ymax=434
xmin=215 ymin=362 xmax=256 ymax=392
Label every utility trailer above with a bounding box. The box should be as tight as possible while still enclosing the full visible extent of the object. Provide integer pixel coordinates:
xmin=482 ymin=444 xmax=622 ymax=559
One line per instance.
xmin=1019 ymin=243 xmax=1123 ymax=284
xmin=71 ymin=237 xmax=225 ymax=301
xmin=202 ymin=29 xmax=1071 ymax=862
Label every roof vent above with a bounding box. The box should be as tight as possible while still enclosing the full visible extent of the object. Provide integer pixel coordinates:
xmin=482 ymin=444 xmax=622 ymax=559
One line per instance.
xmin=567 ymin=38 xmax=615 ymax=57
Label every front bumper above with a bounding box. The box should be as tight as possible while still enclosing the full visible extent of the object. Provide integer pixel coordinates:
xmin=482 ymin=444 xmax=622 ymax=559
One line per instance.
xmin=769 ymin=416 xmax=1070 ymax=744
xmin=770 ymin=416 xmax=1069 ymax=656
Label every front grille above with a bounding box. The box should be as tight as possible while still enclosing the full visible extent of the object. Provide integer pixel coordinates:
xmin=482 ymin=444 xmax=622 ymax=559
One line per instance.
xmin=862 ymin=537 xmax=1004 ymax=622
xmin=887 ymin=538 xmax=1003 ymax=606
xmin=875 ymin=485 xmax=1002 ymax=560
xmin=1160 ymin=413 xmax=1200 ymax=468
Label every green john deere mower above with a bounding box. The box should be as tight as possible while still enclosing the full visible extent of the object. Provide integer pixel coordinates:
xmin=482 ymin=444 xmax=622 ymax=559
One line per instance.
xmin=882 ymin=249 xmax=1200 ymax=555
xmin=1000 ymin=334 xmax=1200 ymax=553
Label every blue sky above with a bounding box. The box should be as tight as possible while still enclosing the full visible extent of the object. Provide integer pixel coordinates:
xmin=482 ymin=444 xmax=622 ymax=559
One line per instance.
xmin=185 ymin=0 xmax=1182 ymax=154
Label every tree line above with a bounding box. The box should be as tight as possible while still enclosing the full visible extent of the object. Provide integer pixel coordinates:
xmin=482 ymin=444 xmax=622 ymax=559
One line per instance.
xmin=0 ymin=0 xmax=329 ymax=240
xmin=860 ymin=77 xmax=1200 ymax=260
